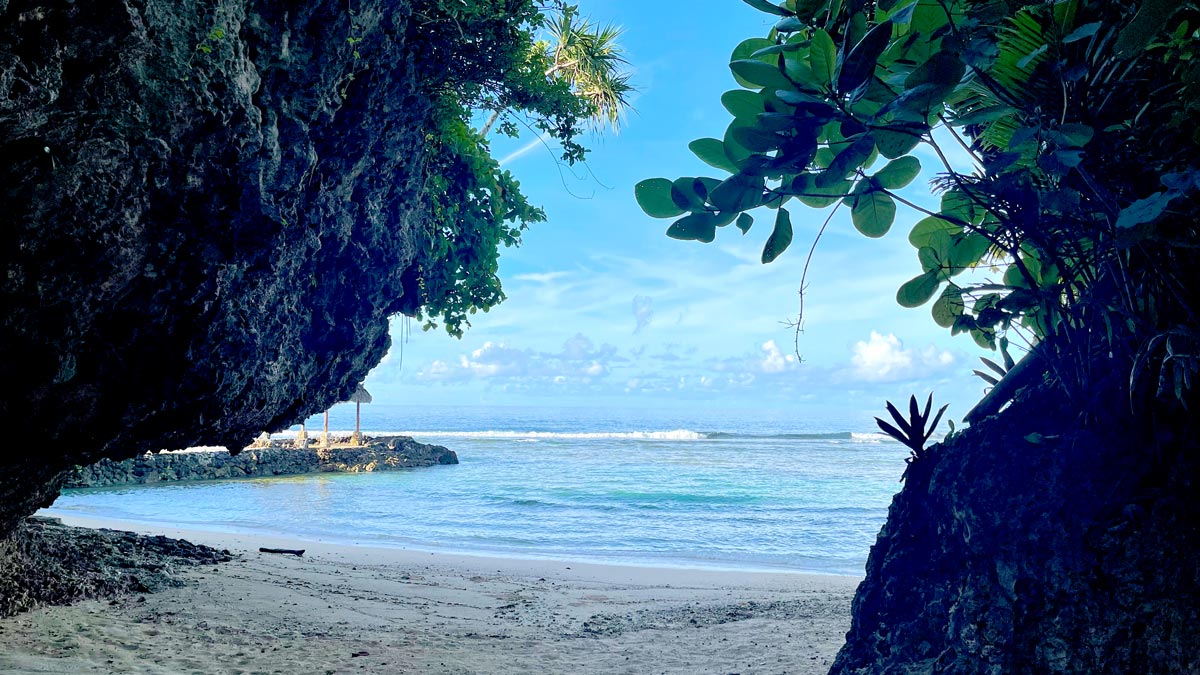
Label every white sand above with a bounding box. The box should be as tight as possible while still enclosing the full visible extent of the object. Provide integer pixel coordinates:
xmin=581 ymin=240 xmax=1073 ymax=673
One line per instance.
xmin=0 ymin=515 xmax=858 ymax=674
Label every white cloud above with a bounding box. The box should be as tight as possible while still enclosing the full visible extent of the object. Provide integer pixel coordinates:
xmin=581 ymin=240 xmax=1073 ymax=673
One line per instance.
xmin=632 ymin=295 xmax=654 ymax=333
xmin=459 ymin=341 xmax=530 ymax=378
xmin=758 ymin=339 xmax=798 ymax=374
xmin=849 ymin=332 xmax=954 ymax=382
xmin=711 ymin=339 xmax=799 ymax=376
xmin=415 ymin=334 xmax=620 ymax=386
xmin=512 ymin=271 xmax=569 ymax=284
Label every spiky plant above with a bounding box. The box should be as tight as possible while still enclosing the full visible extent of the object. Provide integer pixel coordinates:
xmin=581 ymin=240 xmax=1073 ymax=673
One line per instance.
xmin=876 ymin=394 xmax=950 ymax=478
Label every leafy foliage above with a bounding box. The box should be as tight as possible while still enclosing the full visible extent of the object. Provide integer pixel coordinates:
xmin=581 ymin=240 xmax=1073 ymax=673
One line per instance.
xmin=409 ymin=1 xmax=632 ymax=336
xmin=637 ymin=0 xmax=1200 ymax=413
xmin=972 ymin=335 xmax=1017 ymax=386
xmin=416 ymin=113 xmax=545 ymax=338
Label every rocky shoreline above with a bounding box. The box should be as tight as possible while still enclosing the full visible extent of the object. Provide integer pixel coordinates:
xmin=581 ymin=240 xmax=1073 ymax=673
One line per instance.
xmin=65 ymin=436 xmax=458 ymax=489
xmin=0 ymin=517 xmax=233 ymax=618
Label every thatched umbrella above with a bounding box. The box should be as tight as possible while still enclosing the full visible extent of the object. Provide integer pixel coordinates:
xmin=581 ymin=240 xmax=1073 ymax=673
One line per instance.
xmin=349 ymin=384 xmax=372 ymax=446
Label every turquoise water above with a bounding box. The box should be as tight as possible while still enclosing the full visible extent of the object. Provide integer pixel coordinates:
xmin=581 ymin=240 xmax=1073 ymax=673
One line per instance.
xmin=47 ymin=405 xmax=907 ymax=575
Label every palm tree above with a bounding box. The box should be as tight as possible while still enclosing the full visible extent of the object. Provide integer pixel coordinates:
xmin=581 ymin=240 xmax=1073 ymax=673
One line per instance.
xmin=480 ymin=4 xmax=633 ymax=136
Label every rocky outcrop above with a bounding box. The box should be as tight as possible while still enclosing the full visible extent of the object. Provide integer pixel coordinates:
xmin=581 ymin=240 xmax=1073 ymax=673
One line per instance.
xmin=66 ymin=436 xmax=457 ymax=488
xmin=0 ymin=1 xmax=452 ymax=536
xmin=0 ymin=516 xmax=233 ymax=618
xmin=830 ymin=382 xmax=1200 ymax=674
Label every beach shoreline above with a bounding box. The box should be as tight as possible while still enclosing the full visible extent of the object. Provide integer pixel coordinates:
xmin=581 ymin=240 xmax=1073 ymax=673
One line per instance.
xmin=44 ymin=511 xmax=860 ymax=578
xmin=0 ymin=515 xmax=858 ymax=674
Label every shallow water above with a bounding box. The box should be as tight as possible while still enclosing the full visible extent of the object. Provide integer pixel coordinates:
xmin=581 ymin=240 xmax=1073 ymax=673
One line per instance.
xmin=48 ymin=405 xmax=908 ymax=575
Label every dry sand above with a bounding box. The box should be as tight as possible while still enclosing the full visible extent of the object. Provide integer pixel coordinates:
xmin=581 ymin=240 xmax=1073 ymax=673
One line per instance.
xmin=0 ymin=515 xmax=858 ymax=674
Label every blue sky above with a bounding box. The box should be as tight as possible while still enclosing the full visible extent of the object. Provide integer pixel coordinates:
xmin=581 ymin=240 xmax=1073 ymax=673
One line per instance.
xmin=358 ymin=1 xmax=993 ymax=425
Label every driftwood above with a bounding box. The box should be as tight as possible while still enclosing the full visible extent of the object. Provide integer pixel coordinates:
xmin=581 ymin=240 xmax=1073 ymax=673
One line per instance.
xmin=258 ymin=547 xmax=305 ymax=556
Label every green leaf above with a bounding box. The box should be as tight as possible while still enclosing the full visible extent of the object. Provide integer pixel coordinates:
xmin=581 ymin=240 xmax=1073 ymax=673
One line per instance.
xmin=736 ymin=213 xmax=754 ymax=234
xmin=723 ymin=119 xmax=757 ymax=164
xmin=946 ymin=234 xmax=990 ymax=275
xmin=918 ymin=245 xmax=943 ymax=274
xmin=909 ymin=215 xmax=959 ymax=249
xmin=872 ymin=156 xmax=921 ymax=189
xmin=697 ymin=177 xmax=722 ymax=198
xmin=971 ymin=328 xmax=995 ymax=350
xmin=1063 ymin=22 xmax=1101 ymax=43
xmin=951 ymin=105 xmax=1013 ymax=127
xmin=932 ymin=285 xmax=965 ymax=328
xmin=762 ymin=208 xmax=794 ymax=263
xmin=731 ymin=37 xmax=776 ymax=62
xmin=689 ymin=138 xmax=738 ymax=173
xmin=810 ymin=29 xmax=837 ymax=87
xmin=671 ymin=177 xmax=707 ymax=211
xmin=752 ymin=43 xmax=806 ymax=57
xmin=1016 ymin=44 xmax=1048 ymax=70
xmin=906 ymin=52 xmax=966 ymax=90
xmin=974 ymin=369 xmax=1000 ymax=386
xmin=722 ymin=90 xmax=766 ymax=120
xmin=911 ymin=0 xmax=951 ymax=34
xmin=709 ymin=174 xmax=764 ymax=212
xmin=874 ymin=125 xmax=924 ymax=159
xmin=740 ymin=0 xmax=791 ymax=16
xmin=897 ymin=271 xmax=940 ymax=308
xmin=881 ymin=83 xmax=951 ymax=121
xmin=940 ymin=190 xmax=977 ymax=225
xmin=729 ymin=38 xmax=777 ymax=87
xmin=732 ymin=126 xmax=783 ymax=152
xmin=782 ymin=53 xmax=818 ymax=90
xmin=635 ymin=178 xmax=685 ymax=218
xmin=980 ymin=357 xmax=1007 ymax=377
xmin=837 ymin=19 xmax=893 ymax=96
xmin=775 ymin=16 xmax=805 ymax=32
xmin=730 ymin=59 xmax=793 ymax=91
xmin=850 ymin=190 xmax=896 ymax=237
xmin=1116 ymin=192 xmax=1174 ymax=229
xmin=1115 ymin=0 xmax=1181 ymax=57
xmin=666 ymin=213 xmax=720 ymax=243
xmin=1002 ymin=254 xmax=1040 ymax=288
xmin=790 ymin=173 xmax=851 ymax=208
xmin=817 ymin=135 xmax=874 ymax=187
xmin=775 ymin=89 xmax=834 ymax=108
xmin=1051 ymin=123 xmax=1094 ymax=148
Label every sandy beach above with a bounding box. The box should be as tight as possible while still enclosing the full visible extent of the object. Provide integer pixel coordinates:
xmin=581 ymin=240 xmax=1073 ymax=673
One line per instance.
xmin=0 ymin=515 xmax=858 ymax=674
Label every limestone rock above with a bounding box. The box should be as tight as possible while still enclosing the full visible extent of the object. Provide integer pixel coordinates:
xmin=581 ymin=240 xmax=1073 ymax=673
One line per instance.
xmin=831 ymin=382 xmax=1200 ymax=674
xmin=0 ymin=1 xmax=440 ymax=536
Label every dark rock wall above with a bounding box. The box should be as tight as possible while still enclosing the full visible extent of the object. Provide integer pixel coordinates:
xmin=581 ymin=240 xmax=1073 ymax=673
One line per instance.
xmin=830 ymin=384 xmax=1200 ymax=674
xmin=66 ymin=436 xmax=458 ymax=487
xmin=0 ymin=1 xmax=436 ymax=536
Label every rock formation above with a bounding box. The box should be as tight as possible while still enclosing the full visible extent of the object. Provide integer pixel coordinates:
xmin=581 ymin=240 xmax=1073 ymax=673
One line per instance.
xmin=66 ymin=436 xmax=458 ymax=487
xmin=0 ymin=516 xmax=233 ymax=618
xmin=830 ymin=379 xmax=1200 ymax=674
xmin=0 ymin=1 xmax=445 ymax=536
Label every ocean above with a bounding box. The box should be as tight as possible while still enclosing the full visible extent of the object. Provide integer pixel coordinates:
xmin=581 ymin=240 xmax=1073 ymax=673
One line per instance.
xmin=45 ymin=404 xmax=908 ymax=576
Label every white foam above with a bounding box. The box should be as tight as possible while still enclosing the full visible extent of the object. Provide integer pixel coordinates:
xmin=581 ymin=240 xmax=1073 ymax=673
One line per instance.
xmin=849 ymin=432 xmax=893 ymax=444
xmin=400 ymin=429 xmax=707 ymax=441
